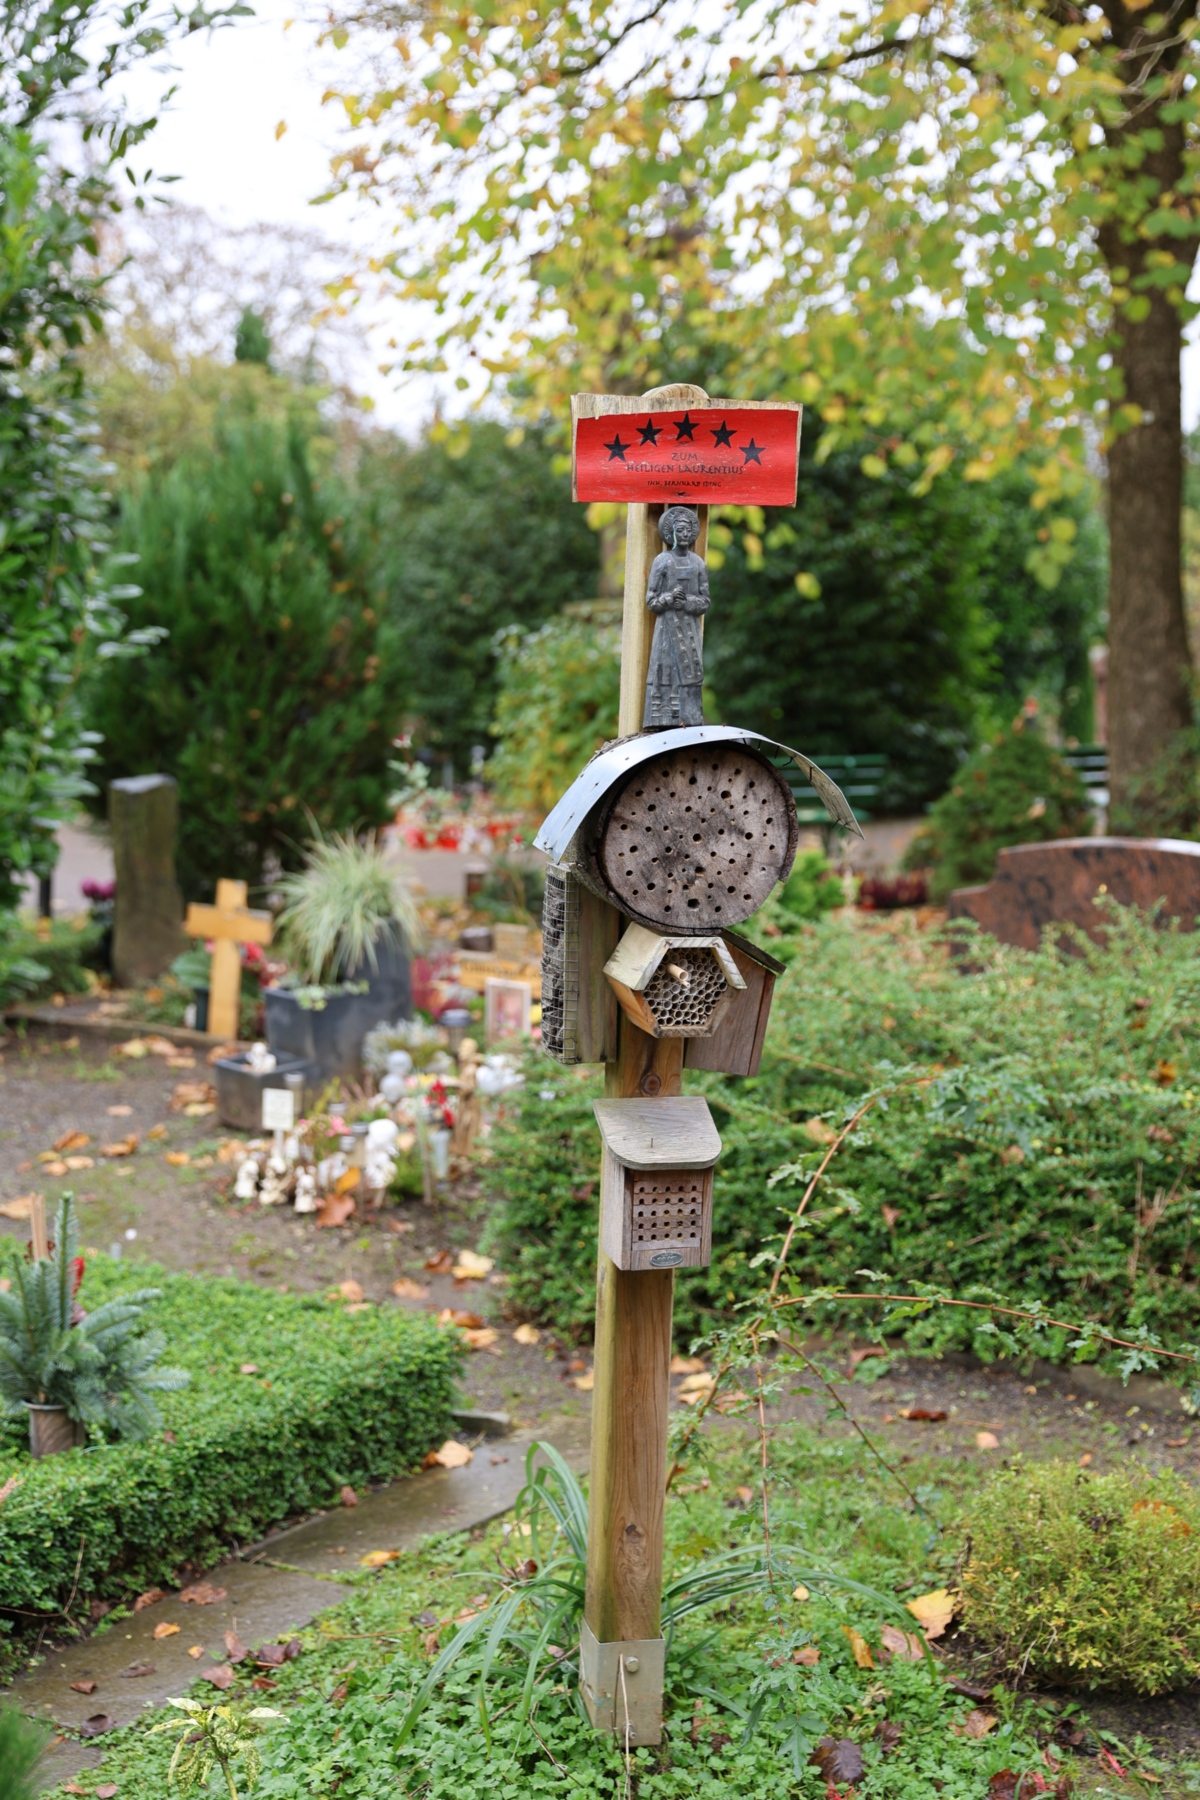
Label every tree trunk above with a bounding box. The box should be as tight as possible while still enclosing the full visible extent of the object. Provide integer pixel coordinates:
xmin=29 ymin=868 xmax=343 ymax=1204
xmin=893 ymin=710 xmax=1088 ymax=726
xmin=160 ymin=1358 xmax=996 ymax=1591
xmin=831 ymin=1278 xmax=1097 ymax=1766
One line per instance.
xmin=1105 ymin=279 xmax=1192 ymax=816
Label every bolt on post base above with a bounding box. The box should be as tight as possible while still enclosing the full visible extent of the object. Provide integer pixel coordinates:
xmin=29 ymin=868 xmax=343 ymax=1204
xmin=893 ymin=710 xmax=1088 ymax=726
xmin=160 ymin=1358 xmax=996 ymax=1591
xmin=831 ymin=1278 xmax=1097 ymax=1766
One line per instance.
xmin=579 ymin=1619 xmax=665 ymax=1744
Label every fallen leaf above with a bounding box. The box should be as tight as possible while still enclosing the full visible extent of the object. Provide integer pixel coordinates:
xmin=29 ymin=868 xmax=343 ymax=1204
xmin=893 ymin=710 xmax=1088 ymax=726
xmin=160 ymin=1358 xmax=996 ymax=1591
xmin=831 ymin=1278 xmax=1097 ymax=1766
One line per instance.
xmin=1155 ymin=1059 xmax=1179 ymax=1086
xmin=392 ymin=1277 xmax=429 ymax=1300
xmin=360 ymin=1549 xmax=401 ymax=1567
xmin=988 ymin=1773 xmax=1021 ymax=1800
xmin=78 ymin=1714 xmax=115 ymax=1736
xmin=170 ymin=1081 xmax=217 ymax=1111
xmin=106 ymin=1105 xmax=133 ymax=1117
xmin=669 ymin=1354 xmax=706 ymax=1374
xmin=1078 ymin=1451 xmax=1093 ymax=1467
xmin=424 ymin=1249 xmax=453 ymax=1274
xmin=100 ymin=1136 xmax=138 ymax=1158
xmin=69 ymin=1680 xmax=97 ymax=1694
xmin=512 ymin=1323 xmax=540 ymax=1345
xmin=240 ymin=1363 xmax=259 ymax=1375
xmin=217 ymin=1139 xmax=247 ymax=1163
xmin=571 ymin=1369 xmax=595 ymax=1391
xmin=344 ymin=1302 xmax=371 ymax=1313
xmin=437 ymin=1307 xmax=484 ymax=1329
xmin=224 ymin=1630 xmax=248 ymax=1663
xmin=340 ymin=1485 xmax=359 ymax=1507
xmin=1000 ymin=1144 xmax=1026 ymax=1165
xmin=792 ymin=1584 xmax=810 ymax=1602
xmin=898 ymin=1406 xmax=948 ymax=1422
xmin=334 ymin=1166 xmax=361 ymax=1195
xmin=120 ymin=1661 xmax=156 ymax=1679
xmin=677 ymin=1371 xmax=716 ymax=1398
xmin=180 ymin=1581 xmax=227 ymax=1605
xmin=432 ymin=1440 xmax=472 ymax=1469
xmin=184 ymin=1102 xmax=216 ymax=1117
xmin=793 ymin=1644 xmax=820 ymax=1666
xmin=804 ymin=1117 xmax=837 ymax=1144
xmin=187 ymin=1645 xmax=205 ymax=1659
xmin=43 ymin=1161 xmax=69 ymax=1175
xmin=452 ymin=1250 xmax=494 ymax=1281
xmin=96 ymin=1786 xmax=118 ymax=1798
xmin=53 ymin=1130 xmax=90 ymax=1153
xmin=63 ymin=1156 xmax=94 ymax=1170
xmin=337 ymin=1279 xmax=365 ymax=1303
xmin=165 ymin=1152 xmax=190 ymax=1167
xmin=735 ymin=1485 xmax=755 ymax=1506
xmin=0 ymin=1196 xmax=33 ymax=1221
xmin=848 ymin=1345 xmax=886 ymax=1371
xmin=254 ymin=1644 xmax=286 ymax=1667
xmin=953 ymin=1708 xmax=997 ymax=1739
xmin=315 ymin=1192 xmax=356 ymax=1229
xmin=1098 ymin=1748 xmax=1128 ymax=1778
xmin=200 ymin=1664 xmax=234 ymax=1689
xmin=464 ymin=1327 xmax=500 ymax=1350
xmin=879 ymin=1624 xmax=924 ymax=1661
xmin=876 ymin=1719 xmax=903 ymax=1753
xmin=153 ymin=1622 xmax=181 ymax=1640
xmin=842 ymin=1625 xmax=875 ymax=1669
xmin=144 ymin=1036 xmax=178 ymax=1056
xmin=133 ymin=1588 xmax=166 ymax=1611
xmin=284 ymin=1638 xmax=302 ymax=1659
xmin=947 ymin=1675 xmax=996 ymax=1701
xmin=906 ymin=1588 xmax=955 ymax=1640
xmin=975 ymin=1430 xmax=1000 ymax=1449
xmin=146 ymin=1124 xmax=168 ymax=1141
xmin=810 ymin=1737 xmax=866 ymax=1784
xmin=881 ymin=1204 xmax=901 ymax=1228
xmin=118 ymin=1039 xmax=150 ymax=1058
xmin=63 ymin=1786 xmax=86 ymax=1795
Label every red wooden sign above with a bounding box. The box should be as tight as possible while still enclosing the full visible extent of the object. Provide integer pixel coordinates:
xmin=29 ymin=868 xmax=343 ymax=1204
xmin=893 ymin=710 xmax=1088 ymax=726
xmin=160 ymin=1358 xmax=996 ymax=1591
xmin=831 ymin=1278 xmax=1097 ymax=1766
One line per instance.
xmin=573 ymin=405 xmax=801 ymax=506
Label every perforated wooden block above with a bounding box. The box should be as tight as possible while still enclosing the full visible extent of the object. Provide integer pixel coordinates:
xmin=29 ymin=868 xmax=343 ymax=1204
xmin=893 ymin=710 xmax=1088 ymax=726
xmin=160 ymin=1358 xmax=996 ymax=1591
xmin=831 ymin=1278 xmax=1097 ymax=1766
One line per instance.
xmin=595 ymin=1098 xmax=720 ymax=1271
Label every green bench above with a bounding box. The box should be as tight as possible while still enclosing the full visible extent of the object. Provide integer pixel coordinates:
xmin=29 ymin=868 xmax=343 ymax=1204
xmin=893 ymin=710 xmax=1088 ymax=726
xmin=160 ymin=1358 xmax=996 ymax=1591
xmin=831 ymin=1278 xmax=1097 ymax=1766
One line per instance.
xmin=775 ymin=752 xmax=890 ymax=850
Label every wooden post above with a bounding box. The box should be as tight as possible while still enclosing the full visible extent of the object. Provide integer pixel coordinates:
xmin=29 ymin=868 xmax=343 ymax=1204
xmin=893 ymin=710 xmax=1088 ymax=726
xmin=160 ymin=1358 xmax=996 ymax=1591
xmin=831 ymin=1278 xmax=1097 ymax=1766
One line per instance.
xmin=28 ymin=1193 xmax=48 ymax=1261
xmin=578 ymin=383 xmax=710 ymax=1745
xmin=184 ymin=878 xmax=274 ymax=1042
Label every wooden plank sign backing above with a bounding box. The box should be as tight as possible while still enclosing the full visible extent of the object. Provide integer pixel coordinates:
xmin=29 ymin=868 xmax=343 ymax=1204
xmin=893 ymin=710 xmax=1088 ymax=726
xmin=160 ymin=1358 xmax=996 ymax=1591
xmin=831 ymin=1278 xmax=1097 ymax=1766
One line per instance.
xmin=573 ymin=401 xmax=801 ymax=505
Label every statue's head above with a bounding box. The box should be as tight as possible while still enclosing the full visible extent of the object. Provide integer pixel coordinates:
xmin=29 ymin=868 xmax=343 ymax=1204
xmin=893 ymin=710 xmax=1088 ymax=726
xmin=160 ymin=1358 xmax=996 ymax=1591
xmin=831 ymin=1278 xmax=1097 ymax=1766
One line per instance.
xmin=659 ymin=506 xmax=700 ymax=551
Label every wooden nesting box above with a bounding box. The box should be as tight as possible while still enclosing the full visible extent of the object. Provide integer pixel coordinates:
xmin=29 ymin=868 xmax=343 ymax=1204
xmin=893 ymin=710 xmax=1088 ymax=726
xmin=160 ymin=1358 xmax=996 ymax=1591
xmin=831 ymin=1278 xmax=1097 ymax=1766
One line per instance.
xmin=603 ymin=922 xmax=745 ymax=1039
xmin=594 ymin=1097 xmax=721 ymax=1271
xmin=540 ymin=864 xmax=621 ymax=1064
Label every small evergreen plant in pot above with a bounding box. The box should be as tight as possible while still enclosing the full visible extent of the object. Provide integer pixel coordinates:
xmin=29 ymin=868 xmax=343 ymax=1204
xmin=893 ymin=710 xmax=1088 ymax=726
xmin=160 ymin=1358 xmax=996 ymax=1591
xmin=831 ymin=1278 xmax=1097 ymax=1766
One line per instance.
xmin=904 ymin=718 xmax=1092 ymax=902
xmin=0 ymin=1196 xmax=189 ymax=1455
xmin=267 ymin=829 xmax=422 ymax=1079
xmin=960 ymin=1459 xmax=1200 ymax=1694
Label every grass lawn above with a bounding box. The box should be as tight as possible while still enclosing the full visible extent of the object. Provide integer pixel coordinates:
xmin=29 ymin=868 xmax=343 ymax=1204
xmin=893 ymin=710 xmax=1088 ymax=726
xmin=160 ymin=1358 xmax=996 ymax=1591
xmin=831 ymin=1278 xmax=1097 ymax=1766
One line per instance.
xmin=47 ymin=1421 xmax=1196 ymax=1800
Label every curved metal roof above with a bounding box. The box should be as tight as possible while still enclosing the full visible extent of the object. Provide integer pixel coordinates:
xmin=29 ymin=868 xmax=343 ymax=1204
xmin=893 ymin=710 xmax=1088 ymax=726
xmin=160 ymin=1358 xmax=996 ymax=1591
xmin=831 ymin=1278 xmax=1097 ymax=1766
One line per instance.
xmin=533 ymin=725 xmax=863 ymax=865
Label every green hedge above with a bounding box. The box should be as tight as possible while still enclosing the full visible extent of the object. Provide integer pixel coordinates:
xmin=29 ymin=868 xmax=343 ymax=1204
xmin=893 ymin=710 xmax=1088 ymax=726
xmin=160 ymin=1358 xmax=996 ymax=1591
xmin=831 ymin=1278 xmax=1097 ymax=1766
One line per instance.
xmin=0 ymin=1259 xmax=461 ymax=1626
xmin=485 ymin=901 xmax=1200 ymax=1364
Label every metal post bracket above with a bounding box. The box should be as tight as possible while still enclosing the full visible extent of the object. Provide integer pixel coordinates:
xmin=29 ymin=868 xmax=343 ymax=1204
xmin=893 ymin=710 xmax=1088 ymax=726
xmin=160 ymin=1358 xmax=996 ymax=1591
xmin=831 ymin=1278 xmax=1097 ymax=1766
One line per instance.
xmin=579 ymin=1618 xmax=666 ymax=1743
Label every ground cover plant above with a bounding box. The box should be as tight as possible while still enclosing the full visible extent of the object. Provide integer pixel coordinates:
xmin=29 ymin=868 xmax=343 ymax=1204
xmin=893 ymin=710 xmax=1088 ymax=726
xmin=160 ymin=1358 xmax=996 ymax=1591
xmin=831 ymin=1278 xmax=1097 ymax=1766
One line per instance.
xmin=486 ymin=899 xmax=1200 ymax=1376
xmin=0 ymin=1252 xmax=460 ymax=1641
xmin=45 ymin=1425 xmax=1117 ymax=1800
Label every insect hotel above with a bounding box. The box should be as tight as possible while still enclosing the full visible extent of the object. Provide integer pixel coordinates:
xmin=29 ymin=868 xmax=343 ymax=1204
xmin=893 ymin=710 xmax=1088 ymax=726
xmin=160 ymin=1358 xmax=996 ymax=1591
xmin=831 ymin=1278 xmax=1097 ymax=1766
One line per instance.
xmin=537 ymin=383 xmax=859 ymax=1744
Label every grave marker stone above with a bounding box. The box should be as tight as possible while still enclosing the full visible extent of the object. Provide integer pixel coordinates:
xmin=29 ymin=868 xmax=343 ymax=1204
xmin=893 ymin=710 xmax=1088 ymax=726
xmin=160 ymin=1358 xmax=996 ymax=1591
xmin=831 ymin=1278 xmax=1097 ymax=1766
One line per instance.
xmin=948 ymin=837 xmax=1200 ymax=950
xmin=109 ymin=775 xmax=187 ymax=987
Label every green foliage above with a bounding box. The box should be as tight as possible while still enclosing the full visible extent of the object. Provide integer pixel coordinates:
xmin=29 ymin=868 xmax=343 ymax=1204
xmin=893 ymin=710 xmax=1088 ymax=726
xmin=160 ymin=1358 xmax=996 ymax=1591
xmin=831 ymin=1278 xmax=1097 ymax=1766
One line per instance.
xmin=87 ymin=417 xmax=407 ymax=899
xmin=152 ymin=1698 xmax=284 ymax=1800
xmin=0 ymin=1704 xmax=46 ymax=1800
xmin=0 ymin=1195 xmax=188 ymax=1436
xmin=470 ymin=854 xmax=546 ymax=925
xmin=346 ymin=422 xmax=599 ymax=776
xmin=0 ymin=1255 xmax=460 ymax=1623
xmin=0 ymin=911 xmax=103 ymax=1007
xmin=486 ymin=901 xmax=1200 ymax=1363
xmin=488 ymin=614 xmax=619 ymax=815
xmin=904 ymin=722 xmax=1093 ymax=902
xmin=705 ymin=456 xmax=1104 ymax=811
xmin=961 ymin=1460 xmax=1200 ymax=1694
xmin=70 ymin=1426 xmax=1063 ymax=1800
xmin=1111 ymin=718 xmax=1200 ymax=840
xmin=275 ymin=826 xmax=422 ymax=986
xmin=234 ymin=308 xmax=272 ymax=368
xmin=773 ymin=851 xmax=845 ymax=928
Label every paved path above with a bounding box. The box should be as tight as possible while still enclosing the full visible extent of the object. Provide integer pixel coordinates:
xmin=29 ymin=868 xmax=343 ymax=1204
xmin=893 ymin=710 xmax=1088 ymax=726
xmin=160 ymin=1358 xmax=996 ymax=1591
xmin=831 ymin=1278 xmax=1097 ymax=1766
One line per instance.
xmin=21 ymin=1411 xmax=589 ymax=1790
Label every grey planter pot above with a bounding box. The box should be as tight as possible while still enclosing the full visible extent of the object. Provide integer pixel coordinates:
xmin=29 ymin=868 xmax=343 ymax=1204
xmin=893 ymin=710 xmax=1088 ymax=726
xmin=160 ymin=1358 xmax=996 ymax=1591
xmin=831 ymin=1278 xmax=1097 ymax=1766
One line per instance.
xmin=28 ymin=1404 xmax=85 ymax=1458
xmin=264 ymin=930 xmax=412 ymax=1085
xmin=214 ymin=1050 xmax=313 ymax=1132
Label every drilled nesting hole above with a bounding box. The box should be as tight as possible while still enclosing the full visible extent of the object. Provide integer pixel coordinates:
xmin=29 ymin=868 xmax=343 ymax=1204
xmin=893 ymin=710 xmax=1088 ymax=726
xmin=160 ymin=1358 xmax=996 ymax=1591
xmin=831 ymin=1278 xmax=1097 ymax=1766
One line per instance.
xmin=630 ymin=1173 xmax=706 ymax=1244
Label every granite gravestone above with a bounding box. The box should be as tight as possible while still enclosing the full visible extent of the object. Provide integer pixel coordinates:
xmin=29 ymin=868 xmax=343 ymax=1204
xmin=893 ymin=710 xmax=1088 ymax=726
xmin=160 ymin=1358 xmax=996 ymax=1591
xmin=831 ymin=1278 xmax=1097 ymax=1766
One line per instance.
xmin=109 ymin=775 xmax=187 ymax=987
xmin=948 ymin=837 xmax=1200 ymax=950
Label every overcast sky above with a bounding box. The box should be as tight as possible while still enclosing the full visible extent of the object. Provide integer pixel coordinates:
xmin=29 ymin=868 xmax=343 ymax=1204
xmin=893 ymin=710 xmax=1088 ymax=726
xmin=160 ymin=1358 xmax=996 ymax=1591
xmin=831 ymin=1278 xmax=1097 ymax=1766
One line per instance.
xmin=117 ymin=0 xmax=1200 ymax=436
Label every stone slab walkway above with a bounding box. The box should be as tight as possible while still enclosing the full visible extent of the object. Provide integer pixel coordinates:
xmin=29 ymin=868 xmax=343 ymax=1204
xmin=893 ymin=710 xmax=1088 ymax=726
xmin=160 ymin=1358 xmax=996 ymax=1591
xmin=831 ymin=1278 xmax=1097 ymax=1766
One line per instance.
xmin=20 ymin=1412 xmax=589 ymax=1791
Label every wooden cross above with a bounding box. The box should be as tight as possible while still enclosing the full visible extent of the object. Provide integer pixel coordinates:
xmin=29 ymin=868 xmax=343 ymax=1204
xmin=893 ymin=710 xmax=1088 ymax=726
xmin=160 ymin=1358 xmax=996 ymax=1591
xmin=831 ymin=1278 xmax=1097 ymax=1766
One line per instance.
xmin=568 ymin=382 xmax=800 ymax=1744
xmin=184 ymin=879 xmax=273 ymax=1041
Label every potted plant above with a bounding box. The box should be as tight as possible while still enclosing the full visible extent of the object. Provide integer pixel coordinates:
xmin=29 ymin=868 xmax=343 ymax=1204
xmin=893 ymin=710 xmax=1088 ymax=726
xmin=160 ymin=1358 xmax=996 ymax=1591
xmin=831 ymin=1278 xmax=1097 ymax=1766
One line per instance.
xmin=0 ymin=1196 xmax=189 ymax=1456
xmin=264 ymin=828 xmax=422 ymax=1082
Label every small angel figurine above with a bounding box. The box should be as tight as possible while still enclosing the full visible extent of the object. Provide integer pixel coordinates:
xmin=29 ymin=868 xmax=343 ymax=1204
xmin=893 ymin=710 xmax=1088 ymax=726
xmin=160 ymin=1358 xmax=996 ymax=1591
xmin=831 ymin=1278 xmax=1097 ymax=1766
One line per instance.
xmin=643 ymin=505 xmax=710 ymax=729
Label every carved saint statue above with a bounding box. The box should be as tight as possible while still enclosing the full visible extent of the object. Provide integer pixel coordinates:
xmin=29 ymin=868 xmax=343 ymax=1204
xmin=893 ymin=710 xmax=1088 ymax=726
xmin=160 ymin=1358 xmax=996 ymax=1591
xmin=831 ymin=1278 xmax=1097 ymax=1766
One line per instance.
xmin=643 ymin=505 xmax=710 ymax=729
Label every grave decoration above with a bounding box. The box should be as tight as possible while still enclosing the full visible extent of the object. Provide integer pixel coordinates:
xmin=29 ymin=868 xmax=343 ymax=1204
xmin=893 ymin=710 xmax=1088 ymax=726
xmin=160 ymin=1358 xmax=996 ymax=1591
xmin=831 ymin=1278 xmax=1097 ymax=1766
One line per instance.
xmin=536 ymin=383 xmax=860 ymax=1745
xmin=184 ymin=878 xmax=273 ymax=1042
xmin=949 ymin=836 xmax=1200 ymax=952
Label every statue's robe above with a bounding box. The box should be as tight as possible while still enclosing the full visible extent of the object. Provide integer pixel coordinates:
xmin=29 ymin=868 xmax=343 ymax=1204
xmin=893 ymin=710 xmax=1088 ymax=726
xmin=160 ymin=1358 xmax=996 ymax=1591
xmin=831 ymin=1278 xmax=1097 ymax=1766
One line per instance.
xmin=642 ymin=548 xmax=710 ymax=728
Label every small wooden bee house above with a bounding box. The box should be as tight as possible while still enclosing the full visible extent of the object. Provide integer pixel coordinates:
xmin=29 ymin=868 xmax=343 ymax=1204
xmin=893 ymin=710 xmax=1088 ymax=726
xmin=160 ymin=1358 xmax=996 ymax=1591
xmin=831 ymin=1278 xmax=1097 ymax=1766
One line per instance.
xmin=593 ymin=1097 xmax=721 ymax=1271
xmin=603 ymin=923 xmax=745 ymax=1040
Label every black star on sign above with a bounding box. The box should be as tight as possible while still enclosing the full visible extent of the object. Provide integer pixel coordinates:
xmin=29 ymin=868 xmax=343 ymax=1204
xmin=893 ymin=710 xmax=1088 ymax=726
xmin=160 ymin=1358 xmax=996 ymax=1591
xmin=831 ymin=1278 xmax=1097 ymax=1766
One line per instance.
xmin=711 ymin=419 xmax=735 ymax=447
xmin=605 ymin=434 xmax=630 ymax=462
xmin=638 ymin=417 xmax=662 ymax=445
xmin=674 ymin=412 xmax=697 ymax=440
xmin=740 ymin=437 xmax=764 ymax=465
